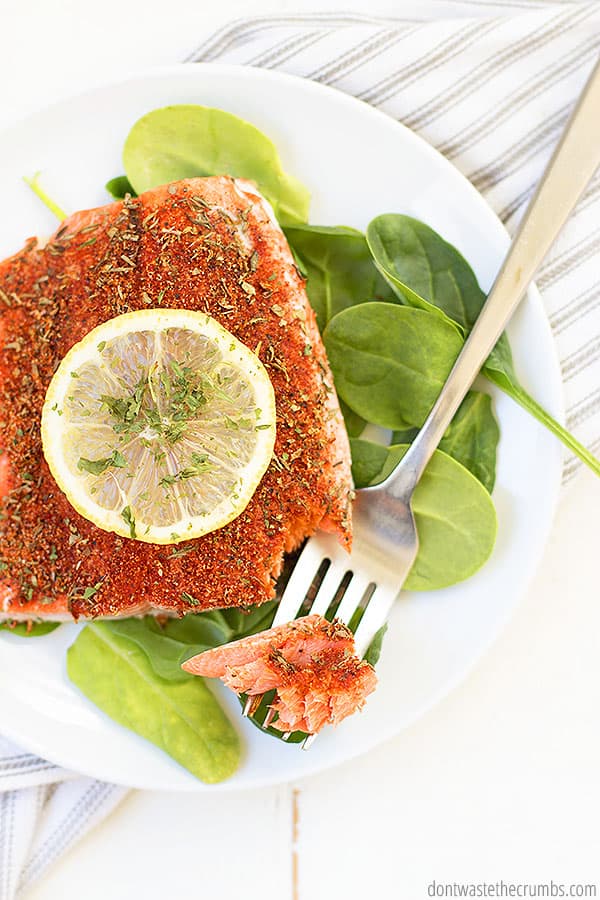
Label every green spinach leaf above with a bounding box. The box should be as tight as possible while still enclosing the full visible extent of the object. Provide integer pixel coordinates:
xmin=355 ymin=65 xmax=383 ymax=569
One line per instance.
xmin=350 ymin=439 xmax=497 ymax=591
xmin=367 ymin=214 xmax=600 ymax=477
xmin=367 ymin=215 xmax=477 ymax=331
xmin=123 ymin=105 xmax=309 ymax=225
xmin=350 ymin=439 xmax=407 ymax=488
xmin=339 ymin=399 xmax=367 ymax=438
xmin=89 ymin=602 xmax=279 ymax=685
xmin=364 ymin=624 xmax=388 ymax=667
xmin=92 ymin=618 xmax=200 ymax=683
xmin=161 ymin=602 xmax=278 ymax=668
xmin=436 ymin=391 xmax=499 ymax=493
xmin=203 ymin=601 xmax=279 ymax=644
xmin=67 ymin=621 xmax=241 ymax=783
xmin=393 ymin=390 xmax=499 ymax=493
xmin=285 ymin=224 xmax=397 ymax=331
xmin=0 ymin=621 xmax=60 ymax=637
xmin=324 ymin=302 xmax=463 ymax=430
xmin=105 ymin=175 xmax=135 ymax=199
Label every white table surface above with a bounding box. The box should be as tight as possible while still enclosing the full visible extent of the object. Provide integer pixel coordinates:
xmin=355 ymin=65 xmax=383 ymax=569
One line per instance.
xmin=3 ymin=2 xmax=599 ymax=897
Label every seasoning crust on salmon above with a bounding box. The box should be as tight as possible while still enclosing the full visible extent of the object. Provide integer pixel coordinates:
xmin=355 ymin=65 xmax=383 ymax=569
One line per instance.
xmin=0 ymin=177 xmax=352 ymax=621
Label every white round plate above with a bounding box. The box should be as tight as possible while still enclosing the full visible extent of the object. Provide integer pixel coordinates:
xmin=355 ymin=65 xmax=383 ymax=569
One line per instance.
xmin=0 ymin=64 xmax=563 ymax=791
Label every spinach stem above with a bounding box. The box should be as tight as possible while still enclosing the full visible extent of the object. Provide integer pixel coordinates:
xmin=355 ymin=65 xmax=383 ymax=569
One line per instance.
xmin=492 ymin=378 xmax=600 ymax=477
xmin=23 ymin=172 xmax=67 ymax=221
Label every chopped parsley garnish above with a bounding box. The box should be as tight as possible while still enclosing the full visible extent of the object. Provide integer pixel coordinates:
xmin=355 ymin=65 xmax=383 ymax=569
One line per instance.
xmin=99 ymin=361 xmax=209 ymax=445
xmin=159 ymin=453 xmax=213 ymax=488
xmin=83 ymin=580 xmax=105 ymax=600
xmin=100 ymin=377 xmax=148 ymax=435
xmin=78 ymin=449 xmax=127 ymax=476
xmin=170 ymin=544 xmax=195 ymax=559
xmin=163 ymin=421 xmax=187 ymax=444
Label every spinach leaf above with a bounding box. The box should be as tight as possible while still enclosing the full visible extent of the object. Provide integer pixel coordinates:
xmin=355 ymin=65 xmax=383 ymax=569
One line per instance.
xmin=203 ymin=601 xmax=279 ymax=644
xmin=368 ymin=214 xmax=600 ymax=478
xmin=339 ymin=399 xmax=367 ymax=438
xmin=105 ymin=175 xmax=135 ymax=199
xmin=291 ymin=218 xmax=497 ymax=483
xmin=367 ymin=215 xmax=477 ymax=331
xmin=393 ymin=391 xmax=499 ymax=493
xmin=285 ymin=224 xmax=397 ymax=331
xmin=0 ymin=621 xmax=60 ymax=637
xmin=92 ymin=619 xmax=200 ymax=683
xmin=350 ymin=439 xmax=407 ymax=488
xmin=389 ymin=426 xmax=419 ymax=443
xmin=323 ymin=303 xmax=463 ymax=430
xmin=350 ymin=440 xmax=497 ymax=591
xmin=161 ymin=602 xmax=278 ymax=668
xmin=92 ymin=602 xmax=279 ymax=685
xmin=122 ymin=105 xmax=309 ymax=226
xmin=436 ymin=391 xmax=499 ymax=493
xmin=67 ymin=621 xmax=240 ymax=783
xmin=364 ymin=624 xmax=388 ymax=667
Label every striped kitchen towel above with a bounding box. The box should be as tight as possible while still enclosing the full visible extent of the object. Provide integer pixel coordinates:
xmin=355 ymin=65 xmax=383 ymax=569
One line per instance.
xmin=190 ymin=0 xmax=600 ymax=483
xmin=0 ymin=737 xmax=125 ymax=899
xmin=3 ymin=3 xmax=599 ymax=897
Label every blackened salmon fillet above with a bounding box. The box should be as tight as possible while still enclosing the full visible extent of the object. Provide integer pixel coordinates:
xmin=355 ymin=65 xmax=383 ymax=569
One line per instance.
xmin=0 ymin=177 xmax=352 ymax=621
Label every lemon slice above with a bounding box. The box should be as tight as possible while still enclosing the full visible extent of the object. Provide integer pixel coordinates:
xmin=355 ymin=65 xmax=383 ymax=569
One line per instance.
xmin=41 ymin=309 xmax=276 ymax=544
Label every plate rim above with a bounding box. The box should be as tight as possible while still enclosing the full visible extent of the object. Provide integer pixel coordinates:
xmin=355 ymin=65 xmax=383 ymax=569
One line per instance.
xmin=0 ymin=62 xmax=564 ymax=791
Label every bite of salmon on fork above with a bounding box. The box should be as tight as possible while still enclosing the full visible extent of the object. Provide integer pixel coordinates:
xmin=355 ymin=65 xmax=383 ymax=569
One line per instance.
xmin=182 ymin=611 xmax=378 ymax=736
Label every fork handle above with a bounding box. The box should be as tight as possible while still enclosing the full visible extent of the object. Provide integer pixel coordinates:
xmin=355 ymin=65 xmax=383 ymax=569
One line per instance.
xmin=385 ymin=54 xmax=600 ymax=492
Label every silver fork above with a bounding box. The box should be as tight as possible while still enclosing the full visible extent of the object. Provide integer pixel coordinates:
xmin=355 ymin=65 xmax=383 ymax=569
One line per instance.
xmin=244 ymin=55 xmax=600 ymax=747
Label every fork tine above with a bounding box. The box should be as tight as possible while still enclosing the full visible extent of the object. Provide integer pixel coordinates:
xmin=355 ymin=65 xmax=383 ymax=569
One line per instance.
xmin=309 ymin=557 xmax=351 ymax=617
xmin=242 ymin=695 xmax=254 ymax=717
xmin=333 ymin=573 xmax=371 ymax=627
xmin=353 ymin=585 xmax=397 ymax=657
xmin=271 ymin=538 xmax=328 ymax=627
xmin=302 ymin=734 xmax=317 ymax=751
xmin=263 ymin=707 xmax=277 ymax=728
